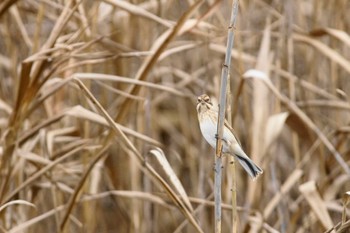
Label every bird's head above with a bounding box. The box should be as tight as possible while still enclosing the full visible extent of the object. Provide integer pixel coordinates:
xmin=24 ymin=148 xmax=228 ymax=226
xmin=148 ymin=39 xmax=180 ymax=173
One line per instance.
xmin=197 ymin=94 xmax=213 ymax=112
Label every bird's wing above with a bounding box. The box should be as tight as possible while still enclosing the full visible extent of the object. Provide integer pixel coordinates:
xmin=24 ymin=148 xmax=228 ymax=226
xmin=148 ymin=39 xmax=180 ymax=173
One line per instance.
xmin=223 ymin=119 xmax=242 ymax=146
xmin=210 ymin=106 xmax=242 ymax=146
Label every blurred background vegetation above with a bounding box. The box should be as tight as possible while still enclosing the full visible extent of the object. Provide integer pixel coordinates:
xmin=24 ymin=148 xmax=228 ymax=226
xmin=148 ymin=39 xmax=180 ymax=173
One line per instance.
xmin=0 ymin=0 xmax=349 ymax=232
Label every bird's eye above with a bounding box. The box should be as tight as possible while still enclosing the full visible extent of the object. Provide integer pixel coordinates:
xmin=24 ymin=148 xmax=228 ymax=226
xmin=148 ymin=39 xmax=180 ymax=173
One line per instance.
xmin=204 ymin=95 xmax=210 ymax=102
xmin=197 ymin=97 xmax=201 ymax=103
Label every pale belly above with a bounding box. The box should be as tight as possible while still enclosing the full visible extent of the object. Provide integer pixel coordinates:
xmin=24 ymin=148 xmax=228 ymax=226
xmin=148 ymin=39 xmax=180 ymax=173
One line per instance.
xmin=199 ymin=116 xmax=234 ymax=153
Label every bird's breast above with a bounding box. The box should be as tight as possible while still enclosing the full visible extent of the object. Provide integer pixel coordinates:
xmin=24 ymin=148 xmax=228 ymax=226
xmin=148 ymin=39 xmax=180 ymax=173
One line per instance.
xmin=199 ymin=116 xmax=217 ymax=148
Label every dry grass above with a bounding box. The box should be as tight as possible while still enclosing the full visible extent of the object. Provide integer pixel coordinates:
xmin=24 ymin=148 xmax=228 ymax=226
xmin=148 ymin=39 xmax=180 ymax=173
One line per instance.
xmin=0 ymin=0 xmax=349 ymax=232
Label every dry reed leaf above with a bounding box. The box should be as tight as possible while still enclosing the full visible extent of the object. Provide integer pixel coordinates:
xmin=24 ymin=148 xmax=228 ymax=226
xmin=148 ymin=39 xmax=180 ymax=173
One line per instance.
xmin=264 ymin=112 xmax=289 ymax=151
xmin=89 ymin=159 xmax=104 ymax=194
xmin=0 ymin=200 xmax=36 ymax=213
xmin=17 ymin=149 xmax=81 ymax=184
xmin=293 ymin=34 xmax=350 ymax=74
xmin=159 ymin=42 xmax=201 ymax=61
xmin=46 ymin=127 xmax=77 ymax=156
xmin=64 ymin=105 xmax=161 ymax=146
xmin=177 ymin=18 xmax=210 ymax=36
xmin=13 ymin=61 xmax=32 ymax=119
xmin=105 ymin=0 xmax=213 ymax=38
xmin=255 ymin=26 xmax=272 ymax=72
xmin=64 ymin=105 xmax=108 ymax=125
xmin=17 ymin=149 xmax=51 ymax=166
xmin=336 ymin=89 xmax=348 ymax=100
xmin=149 ymin=148 xmax=193 ymax=212
xmin=337 ymin=126 xmax=350 ymax=134
xmin=104 ymin=0 xmax=172 ymax=27
xmin=309 ymin=28 xmax=350 ymax=47
xmin=264 ymin=169 xmax=303 ymax=219
xmin=299 ymin=180 xmax=334 ymax=230
xmin=74 ymin=73 xmax=185 ymax=96
xmin=23 ymin=46 xmax=72 ymax=63
xmin=95 ymin=80 xmax=146 ymax=101
xmin=243 ymin=69 xmax=271 ymax=83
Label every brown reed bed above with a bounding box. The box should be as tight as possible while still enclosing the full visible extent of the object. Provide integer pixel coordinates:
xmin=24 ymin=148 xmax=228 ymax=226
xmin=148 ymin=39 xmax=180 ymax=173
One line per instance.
xmin=0 ymin=0 xmax=349 ymax=232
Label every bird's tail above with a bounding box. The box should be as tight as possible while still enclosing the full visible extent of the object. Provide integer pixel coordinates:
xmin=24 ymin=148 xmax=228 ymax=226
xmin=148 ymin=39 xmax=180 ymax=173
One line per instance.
xmin=235 ymin=154 xmax=263 ymax=180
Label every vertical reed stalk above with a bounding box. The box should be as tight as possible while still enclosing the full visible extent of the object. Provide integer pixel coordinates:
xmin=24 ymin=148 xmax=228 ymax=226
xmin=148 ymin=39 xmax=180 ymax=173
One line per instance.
xmin=215 ymin=1 xmax=239 ymax=232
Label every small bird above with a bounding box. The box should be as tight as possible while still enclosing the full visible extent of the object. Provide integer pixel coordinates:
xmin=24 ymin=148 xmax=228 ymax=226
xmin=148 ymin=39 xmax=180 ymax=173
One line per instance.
xmin=196 ymin=94 xmax=263 ymax=179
